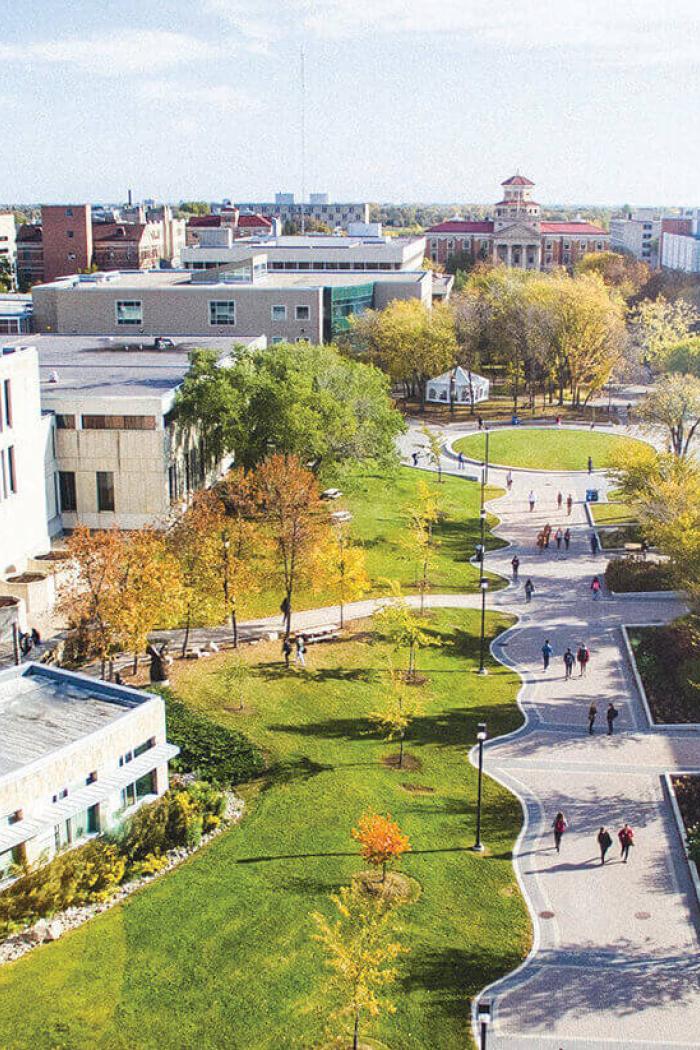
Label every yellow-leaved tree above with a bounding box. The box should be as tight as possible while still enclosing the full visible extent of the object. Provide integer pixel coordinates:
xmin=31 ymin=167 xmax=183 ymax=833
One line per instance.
xmin=320 ymin=524 xmax=370 ymax=629
xmin=402 ymin=479 xmax=440 ymax=613
xmin=370 ymin=666 xmax=424 ymax=769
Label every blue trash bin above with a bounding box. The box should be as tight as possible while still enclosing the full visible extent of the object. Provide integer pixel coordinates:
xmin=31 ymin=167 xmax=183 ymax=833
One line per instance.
xmin=585 ymin=489 xmax=599 ymax=502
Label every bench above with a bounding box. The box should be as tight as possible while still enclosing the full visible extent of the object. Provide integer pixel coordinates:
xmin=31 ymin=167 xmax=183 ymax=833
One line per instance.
xmin=300 ymin=624 xmax=341 ymax=644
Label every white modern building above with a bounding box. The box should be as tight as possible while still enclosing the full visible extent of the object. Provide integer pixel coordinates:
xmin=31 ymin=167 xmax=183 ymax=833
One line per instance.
xmin=426 ymin=367 xmax=490 ymax=406
xmin=0 ymin=295 xmax=32 ymax=336
xmin=0 ymin=215 xmax=17 ymax=288
xmin=661 ymin=230 xmax=700 ymax=273
xmin=0 ymin=662 xmax=178 ymax=883
xmin=610 ymin=213 xmax=662 ymax=264
xmin=181 ymin=229 xmax=426 ymax=275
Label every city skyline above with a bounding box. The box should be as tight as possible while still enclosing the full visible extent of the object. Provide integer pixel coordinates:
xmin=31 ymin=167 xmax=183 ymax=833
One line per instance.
xmin=2 ymin=0 xmax=700 ymax=206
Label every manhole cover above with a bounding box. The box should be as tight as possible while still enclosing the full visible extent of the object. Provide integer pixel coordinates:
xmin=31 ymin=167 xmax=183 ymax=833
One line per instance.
xmin=539 ymin=910 xmax=555 ymax=919
xmin=635 ymin=911 xmax=651 ymax=920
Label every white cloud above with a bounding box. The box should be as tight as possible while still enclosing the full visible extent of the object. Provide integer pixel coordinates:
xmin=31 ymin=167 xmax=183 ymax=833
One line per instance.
xmin=139 ymin=79 xmax=257 ymax=112
xmin=0 ymin=29 xmax=225 ymax=76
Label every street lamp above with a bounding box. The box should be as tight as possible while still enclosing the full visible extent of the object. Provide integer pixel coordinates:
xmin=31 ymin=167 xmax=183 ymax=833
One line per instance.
xmin=449 ymin=370 xmax=456 ymax=417
xmin=473 ymin=722 xmax=487 ymax=852
xmin=478 ymin=577 xmax=489 ymax=675
xmin=483 ymin=428 xmax=490 ymax=484
xmin=477 ymin=1000 xmax=492 ymax=1049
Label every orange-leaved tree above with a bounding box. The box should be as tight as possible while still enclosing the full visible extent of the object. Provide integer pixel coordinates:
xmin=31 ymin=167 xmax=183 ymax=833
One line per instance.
xmin=254 ymin=454 xmax=330 ymax=638
xmin=351 ymin=812 xmax=411 ymax=883
xmin=60 ymin=526 xmax=125 ymax=678
xmin=166 ymin=492 xmax=222 ymax=657
xmin=115 ymin=529 xmax=183 ymax=673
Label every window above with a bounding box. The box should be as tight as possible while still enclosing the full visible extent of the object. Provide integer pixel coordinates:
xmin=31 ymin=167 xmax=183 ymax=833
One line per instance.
xmin=563 ymin=241 xmax=570 ymax=250
xmin=59 ymin=471 xmax=77 ymax=512
xmin=115 ymin=300 xmax=143 ymax=326
xmin=0 ymin=451 xmax=6 ymax=499
xmin=209 ymin=300 xmax=236 ymax=325
xmin=67 ymin=231 xmax=74 ymax=239
xmin=2 ymin=379 xmax=11 ymax=428
xmin=597 ymin=242 xmax=603 ymax=250
xmin=67 ymin=252 xmax=76 ymax=261
xmin=295 ymin=305 xmax=310 ymax=321
xmin=66 ymin=208 xmax=73 ymax=217
xmin=271 ymin=336 xmax=284 ymax=344
xmin=7 ymin=447 xmax=16 ymax=494
xmin=82 ymin=415 xmax=156 ymax=430
xmin=580 ymin=241 xmax=586 ymax=250
xmin=271 ymin=305 xmax=287 ymax=321
xmin=55 ymin=414 xmax=76 ymax=429
xmin=96 ymin=471 xmax=115 ymax=512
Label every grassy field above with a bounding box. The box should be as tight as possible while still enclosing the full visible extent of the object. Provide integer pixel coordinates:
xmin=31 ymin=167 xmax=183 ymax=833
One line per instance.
xmin=0 ymin=613 xmax=530 ymax=1050
xmin=241 ymin=467 xmax=506 ymax=619
xmin=590 ymin=502 xmax=638 ymax=526
xmin=453 ymin=428 xmax=647 ymax=472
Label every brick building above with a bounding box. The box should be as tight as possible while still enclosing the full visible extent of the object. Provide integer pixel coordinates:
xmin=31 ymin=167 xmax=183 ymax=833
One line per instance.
xmin=41 ymin=205 xmax=93 ymax=283
xmin=92 ymin=223 xmax=162 ymax=271
xmin=426 ymin=174 xmax=608 ymax=271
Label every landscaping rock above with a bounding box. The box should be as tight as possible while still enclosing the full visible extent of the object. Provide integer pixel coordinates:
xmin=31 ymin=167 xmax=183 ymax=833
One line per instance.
xmin=45 ymin=920 xmax=63 ymax=942
xmin=28 ymin=919 xmax=49 ymax=944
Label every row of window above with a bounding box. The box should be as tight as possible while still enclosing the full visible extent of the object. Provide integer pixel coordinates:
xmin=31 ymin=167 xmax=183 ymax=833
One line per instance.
xmin=58 ymin=469 xmax=114 ymax=513
xmin=115 ymin=299 xmax=312 ymax=328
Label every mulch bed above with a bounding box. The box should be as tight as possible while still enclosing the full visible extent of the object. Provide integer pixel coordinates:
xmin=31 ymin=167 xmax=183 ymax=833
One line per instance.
xmin=382 ymin=753 xmax=422 ymax=772
xmin=671 ymin=775 xmax=700 ymax=840
xmin=628 ymin=619 xmax=700 ymax=723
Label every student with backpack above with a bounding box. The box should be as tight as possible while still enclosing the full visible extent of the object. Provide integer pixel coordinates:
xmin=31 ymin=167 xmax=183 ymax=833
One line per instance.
xmin=588 ymin=701 xmax=598 ymax=735
xmin=607 ymin=702 xmax=619 ymax=735
xmin=591 ymin=576 xmax=602 ymax=600
xmin=542 ymin=639 xmax=554 ymax=670
xmin=524 ymin=578 xmax=535 ymax=603
xmin=564 ymin=527 xmax=571 ymax=551
xmin=597 ymin=826 xmax=613 ymax=864
xmin=552 ymin=811 xmax=568 ymax=853
xmin=563 ymin=648 xmax=575 ymax=679
xmin=511 ymin=555 xmax=520 ymax=581
xmin=618 ymin=823 xmax=634 ymax=862
xmin=577 ymin=643 xmax=590 ymax=676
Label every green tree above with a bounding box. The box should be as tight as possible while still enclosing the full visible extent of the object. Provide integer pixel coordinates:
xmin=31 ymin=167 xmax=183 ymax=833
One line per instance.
xmin=665 ymin=336 xmax=700 ymax=378
xmin=369 ymin=669 xmax=423 ymax=769
xmin=403 ymin=479 xmax=440 ymax=613
xmin=374 ymin=587 xmax=430 ymax=679
xmin=636 ymin=373 xmax=700 ymax=457
xmin=629 ymin=296 xmax=699 ymax=368
xmin=179 ymin=201 xmax=211 ymax=215
xmin=0 ymin=257 xmax=14 ymax=292
xmin=174 ymin=349 xmax=243 ymax=471
xmin=420 ymin=425 xmax=444 ymax=482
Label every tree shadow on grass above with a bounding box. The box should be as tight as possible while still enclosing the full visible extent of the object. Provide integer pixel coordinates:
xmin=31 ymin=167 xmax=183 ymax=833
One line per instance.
xmin=256 ymin=755 xmax=335 ymax=795
xmin=401 ymin=946 xmax=524 ymax=1021
xmin=254 ymin=662 xmax=379 ymax=685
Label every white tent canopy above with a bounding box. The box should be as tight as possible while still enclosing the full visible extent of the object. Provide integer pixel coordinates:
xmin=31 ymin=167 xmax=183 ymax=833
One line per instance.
xmin=425 ymin=366 xmax=490 ymax=405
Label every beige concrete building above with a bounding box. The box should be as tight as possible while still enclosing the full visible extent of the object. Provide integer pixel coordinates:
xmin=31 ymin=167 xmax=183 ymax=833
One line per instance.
xmin=0 ymin=663 xmax=178 ymax=883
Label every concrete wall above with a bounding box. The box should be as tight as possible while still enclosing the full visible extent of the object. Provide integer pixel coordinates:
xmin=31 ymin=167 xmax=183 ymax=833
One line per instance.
xmin=373 ymin=273 xmax=432 ymax=310
xmin=0 ymin=347 xmax=51 ymax=575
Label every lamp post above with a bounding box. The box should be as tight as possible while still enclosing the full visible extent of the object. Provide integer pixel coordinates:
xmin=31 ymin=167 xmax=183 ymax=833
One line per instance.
xmin=478 ymin=576 xmax=489 ymax=675
xmin=483 ymin=428 xmax=490 ymax=484
xmin=473 ymin=722 xmax=487 ymax=851
xmin=449 ymin=370 xmax=456 ymax=417
xmin=477 ymin=1000 xmax=492 ymax=1049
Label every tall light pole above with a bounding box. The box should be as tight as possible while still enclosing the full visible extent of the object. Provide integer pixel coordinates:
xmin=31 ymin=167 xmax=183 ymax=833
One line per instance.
xmin=473 ymin=721 xmax=487 ymax=851
xmin=483 ymin=428 xmax=490 ymax=484
xmin=477 ymin=1001 xmax=492 ymax=1049
xmin=478 ymin=576 xmax=489 ymax=675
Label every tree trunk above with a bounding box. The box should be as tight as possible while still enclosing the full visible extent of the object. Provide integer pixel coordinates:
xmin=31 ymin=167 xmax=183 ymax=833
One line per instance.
xmin=382 ymin=860 xmax=387 ymax=883
xmin=339 ymin=601 xmax=345 ymax=629
xmin=132 ymin=651 xmax=138 ymax=676
xmin=353 ymin=1011 xmax=360 ymax=1050
xmin=399 ymin=732 xmax=404 ymax=769
xmin=181 ymin=604 xmax=191 ymax=659
xmin=285 ymin=590 xmax=292 ymax=639
xmin=231 ymin=609 xmax=238 ymax=648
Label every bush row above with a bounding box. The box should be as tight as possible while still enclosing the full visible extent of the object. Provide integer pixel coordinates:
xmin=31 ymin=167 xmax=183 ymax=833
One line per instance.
xmin=604 ymin=557 xmax=675 ymax=594
xmin=0 ymin=781 xmax=224 ymax=938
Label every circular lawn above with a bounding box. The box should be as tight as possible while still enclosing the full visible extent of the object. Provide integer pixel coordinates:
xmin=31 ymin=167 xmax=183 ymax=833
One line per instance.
xmin=453 ymin=428 xmax=648 ymax=472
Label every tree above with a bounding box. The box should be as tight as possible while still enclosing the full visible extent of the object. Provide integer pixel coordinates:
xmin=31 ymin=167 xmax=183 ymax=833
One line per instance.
xmin=60 ymin=527 xmax=126 ymax=678
xmin=374 ymin=588 xmax=430 ymax=679
xmin=636 ymin=374 xmax=700 ymax=457
xmin=403 ymin=480 xmax=439 ymax=613
xmin=312 ymin=883 xmax=408 ymax=1050
xmin=351 ymin=812 xmax=411 ymax=883
xmin=174 ymin=349 xmax=243 ymax=472
xmin=166 ymin=493 xmax=222 ymax=657
xmin=205 ymin=472 xmax=261 ymax=647
xmin=451 ymin=287 xmax=487 ymax=413
xmin=179 ymin=201 xmax=210 ymax=215
xmin=321 ymin=525 xmax=370 ymax=628
xmin=255 ymin=454 xmax=330 ymax=637
xmin=369 ymin=669 xmax=423 ymax=769
xmin=575 ymin=251 xmax=650 ymax=300
xmin=420 ymin=425 xmax=444 ymax=482
xmin=0 ymin=257 xmax=14 ymax=293
xmin=665 ymin=336 xmax=700 ymax=378
xmin=115 ymin=530 xmax=182 ymax=674
xmin=629 ymin=296 xmax=699 ymax=368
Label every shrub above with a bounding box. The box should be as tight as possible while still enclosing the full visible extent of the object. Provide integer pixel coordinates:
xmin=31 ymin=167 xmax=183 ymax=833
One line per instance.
xmin=604 ymin=557 xmax=674 ymax=593
xmin=118 ymin=782 xmax=224 ymax=866
xmin=159 ymin=690 xmax=265 ymax=787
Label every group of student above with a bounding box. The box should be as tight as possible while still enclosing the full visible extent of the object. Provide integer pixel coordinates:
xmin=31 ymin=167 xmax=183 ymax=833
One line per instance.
xmin=536 ymin=524 xmax=572 ymax=553
xmin=552 ymin=812 xmax=635 ymax=864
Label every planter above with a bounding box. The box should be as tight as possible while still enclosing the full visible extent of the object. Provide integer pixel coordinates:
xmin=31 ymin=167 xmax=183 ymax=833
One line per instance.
xmin=665 ymin=774 xmax=700 ymax=910
xmin=621 ymin=624 xmax=700 ymax=730
xmin=2 ymin=572 xmax=55 ymax=619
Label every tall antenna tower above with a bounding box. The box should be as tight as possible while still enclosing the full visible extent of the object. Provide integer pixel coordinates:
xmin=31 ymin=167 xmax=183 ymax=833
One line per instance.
xmin=300 ymin=44 xmax=306 ymax=235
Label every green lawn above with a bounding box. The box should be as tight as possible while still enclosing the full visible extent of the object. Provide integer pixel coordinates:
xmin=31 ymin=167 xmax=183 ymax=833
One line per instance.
xmin=241 ymin=467 xmax=506 ymax=619
xmin=590 ymin=502 xmax=638 ymax=526
xmin=0 ymin=613 xmax=530 ymax=1050
xmin=453 ymin=428 xmax=647 ymax=472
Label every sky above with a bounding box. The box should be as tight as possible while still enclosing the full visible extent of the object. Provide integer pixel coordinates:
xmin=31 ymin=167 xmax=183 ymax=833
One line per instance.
xmin=2 ymin=0 xmax=699 ymax=207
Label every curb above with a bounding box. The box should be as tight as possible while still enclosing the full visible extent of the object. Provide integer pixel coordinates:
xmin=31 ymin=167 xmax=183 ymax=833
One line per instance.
xmin=664 ymin=772 xmax=700 ymax=911
xmin=620 ymin=624 xmax=700 ymax=733
xmin=611 ymin=589 xmax=685 ymax=601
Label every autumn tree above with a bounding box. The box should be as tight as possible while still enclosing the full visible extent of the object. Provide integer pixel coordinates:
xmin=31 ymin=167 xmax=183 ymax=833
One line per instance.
xmin=665 ymin=336 xmax=700 ymax=378
xmin=206 ymin=470 xmax=261 ymax=647
xmin=370 ymin=669 xmax=423 ymax=769
xmin=166 ymin=493 xmax=222 ymax=657
xmin=115 ymin=530 xmax=182 ymax=674
xmin=575 ymin=251 xmax=650 ymax=300
xmin=352 ymin=812 xmax=411 ymax=883
xmin=374 ymin=587 xmax=430 ymax=679
xmin=629 ymin=296 xmax=699 ymax=369
xmin=321 ymin=525 xmax=370 ymax=629
xmin=312 ymin=883 xmax=408 ymax=1050
xmin=451 ymin=287 xmax=488 ymax=413
xmin=420 ymin=425 xmax=445 ymax=482
xmin=255 ymin=454 xmax=330 ymax=638
xmin=403 ymin=480 xmax=440 ymax=613
xmin=636 ymin=374 xmax=700 ymax=457
xmin=60 ymin=527 xmax=126 ymax=678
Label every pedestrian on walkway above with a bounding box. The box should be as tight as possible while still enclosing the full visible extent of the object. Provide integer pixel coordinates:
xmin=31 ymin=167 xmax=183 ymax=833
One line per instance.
xmin=564 ymin=527 xmax=571 ymax=551
xmin=536 ymin=532 xmax=545 ymax=553
xmin=280 ymin=595 xmax=290 ymax=625
xmin=591 ymin=575 xmax=602 ymax=600
xmin=524 ymin=578 xmax=535 ymax=602
xmin=282 ymin=636 xmax=292 ymax=669
xmin=506 ymin=470 xmax=513 ymax=491
xmin=588 ymin=701 xmax=598 ymax=734
xmin=555 ymin=527 xmax=563 ymax=550
xmin=590 ymin=532 xmax=599 ymax=555
xmin=588 ymin=455 xmax=593 ymax=474
xmin=552 ymin=811 xmax=568 ymax=853
xmin=295 ymin=634 xmax=307 ymax=668
xmin=458 ymin=451 xmax=465 ymax=470
xmin=542 ymin=638 xmax=553 ymax=670
xmin=528 ymin=490 xmax=536 ymax=512
xmin=411 ymin=451 xmax=419 ymax=466
xmin=563 ymin=647 xmax=575 ymax=679
xmin=566 ymin=493 xmax=573 ymax=515
xmin=478 ymin=415 xmax=484 ymax=430
xmin=597 ymin=826 xmax=613 ymax=864
xmin=606 ymin=702 xmax=619 ymax=735
xmin=511 ymin=555 xmax=520 ymax=581
xmin=577 ymin=643 xmax=590 ymax=676
xmin=618 ymin=823 xmax=634 ymax=862
xmin=543 ymin=529 xmax=550 ymax=550
xmin=557 ymin=491 xmax=563 ymax=510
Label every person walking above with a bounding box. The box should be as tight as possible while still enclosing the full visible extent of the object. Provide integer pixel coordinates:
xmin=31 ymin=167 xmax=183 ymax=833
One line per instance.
xmin=411 ymin=451 xmax=419 ymax=467
xmin=566 ymin=493 xmax=573 ymax=515
xmin=478 ymin=415 xmax=484 ymax=430
xmin=591 ymin=575 xmax=602 ymax=600
xmin=511 ymin=555 xmax=520 ymax=581
xmin=524 ymin=578 xmax=535 ymax=602
xmin=618 ymin=823 xmax=634 ymax=863
xmin=597 ymin=826 xmax=613 ymax=864
xmin=606 ymin=702 xmax=619 ymax=735
xmin=295 ymin=634 xmax=307 ymax=668
xmin=564 ymin=527 xmax=571 ymax=551
xmin=457 ymin=451 xmax=465 ymax=471
xmin=542 ymin=638 xmax=554 ymax=670
xmin=588 ymin=455 xmax=593 ymax=474
xmin=557 ymin=491 xmax=563 ymax=510
xmin=282 ymin=635 xmax=292 ymax=669
xmin=528 ymin=490 xmax=536 ymax=512
xmin=555 ymin=527 xmax=563 ymax=551
xmin=588 ymin=701 xmax=598 ymax=734
xmin=280 ymin=595 xmax=290 ymax=625
xmin=506 ymin=470 xmax=513 ymax=491
xmin=536 ymin=532 xmax=545 ymax=554
xmin=577 ymin=643 xmax=590 ymax=676
xmin=563 ymin=647 xmax=575 ymax=679
xmin=552 ymin=811 xmax=568 ymax=853
xmin=590 ymin=532 xmax=599 ymax=555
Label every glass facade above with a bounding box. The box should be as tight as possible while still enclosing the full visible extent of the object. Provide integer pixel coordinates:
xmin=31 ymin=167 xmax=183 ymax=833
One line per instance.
xmin=323 ymin=283 xmax=375 ymax=342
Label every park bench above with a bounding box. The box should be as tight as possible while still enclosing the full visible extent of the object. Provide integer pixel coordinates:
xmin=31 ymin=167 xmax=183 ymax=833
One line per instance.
xmin=301 ymin=624 xmax=341 ymax=644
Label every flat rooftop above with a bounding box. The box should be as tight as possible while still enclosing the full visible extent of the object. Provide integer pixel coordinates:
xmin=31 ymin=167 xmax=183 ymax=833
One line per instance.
xmin=0 ymin=334 xmax=263 ymax=400
xmin=0 ymin=665 xmax=150 ymax=780
xmin=35 ymin=269 xmax=428 ymax=293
